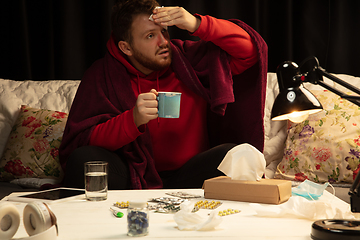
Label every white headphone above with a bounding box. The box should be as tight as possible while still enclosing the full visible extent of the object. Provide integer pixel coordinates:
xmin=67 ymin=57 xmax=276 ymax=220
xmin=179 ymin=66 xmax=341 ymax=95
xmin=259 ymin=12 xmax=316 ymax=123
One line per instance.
xmin=0 ymin=201 xmax=58 ymax=240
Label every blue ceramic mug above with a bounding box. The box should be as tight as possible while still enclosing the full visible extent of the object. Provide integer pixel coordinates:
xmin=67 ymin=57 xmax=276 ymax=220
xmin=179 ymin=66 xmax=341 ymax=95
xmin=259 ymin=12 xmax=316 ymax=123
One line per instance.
xmin=157 ymin=92 xmax=181 ymax=118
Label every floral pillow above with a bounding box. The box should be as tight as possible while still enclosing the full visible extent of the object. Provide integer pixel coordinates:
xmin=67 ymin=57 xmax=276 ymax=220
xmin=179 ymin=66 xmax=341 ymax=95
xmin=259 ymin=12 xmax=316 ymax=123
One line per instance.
xmin=275 ymin=90 xmax=360 ymax=184
xmin=0 ymin=105 xmax=67 ymax=182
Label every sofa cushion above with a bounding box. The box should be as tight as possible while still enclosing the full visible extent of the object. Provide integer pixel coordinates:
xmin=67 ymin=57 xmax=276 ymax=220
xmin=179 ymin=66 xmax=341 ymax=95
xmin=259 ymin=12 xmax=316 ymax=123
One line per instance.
xmin=0 ymin=79 xmax=80 ymax=159
xmin=275 ymin=90 xmax=360 ymax=183
xmin=0 ymin=105 xmax=67 ymax=182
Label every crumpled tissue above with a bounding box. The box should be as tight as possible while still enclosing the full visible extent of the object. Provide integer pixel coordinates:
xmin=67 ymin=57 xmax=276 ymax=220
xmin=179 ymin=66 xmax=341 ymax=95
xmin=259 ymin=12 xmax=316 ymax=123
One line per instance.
xmin=173 ymin=201 xmax=222 ymax=231
xmin=149 ymin=6 xmax=168 ymax=30
xmin=217 ymin=143 xmax=266 ymax=181
xmin=250 ymin=191 xmax=357 ymax=220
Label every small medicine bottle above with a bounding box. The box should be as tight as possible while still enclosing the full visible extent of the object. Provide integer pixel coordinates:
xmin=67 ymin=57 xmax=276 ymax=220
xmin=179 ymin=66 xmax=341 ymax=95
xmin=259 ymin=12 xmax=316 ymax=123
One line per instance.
xmin=127 ymin=200 xmax=149 ymax=237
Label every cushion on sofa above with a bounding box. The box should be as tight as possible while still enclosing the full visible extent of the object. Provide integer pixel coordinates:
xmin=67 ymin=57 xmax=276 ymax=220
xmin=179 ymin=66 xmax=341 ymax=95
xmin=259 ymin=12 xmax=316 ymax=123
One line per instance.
xmin=0 ymin=79 xmax=80 ymax=158
xmin=0 ymin=79 xmax=79 ymax=188
xmin=275 ymin=89 xmax=360 ymax=183
xmin=0 ymin=105 xmax=67 ymax=182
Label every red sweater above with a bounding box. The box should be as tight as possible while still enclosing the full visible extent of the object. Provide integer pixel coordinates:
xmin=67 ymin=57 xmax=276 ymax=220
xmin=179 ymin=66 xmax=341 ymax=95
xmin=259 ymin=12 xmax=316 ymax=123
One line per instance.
xmin=89 ymin=15 xmax=257 ymax=172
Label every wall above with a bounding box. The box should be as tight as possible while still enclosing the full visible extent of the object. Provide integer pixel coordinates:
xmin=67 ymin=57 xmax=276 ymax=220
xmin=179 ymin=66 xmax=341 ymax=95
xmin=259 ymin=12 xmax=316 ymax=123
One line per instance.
xmin=0 ymin=0 xmax=359 ymax=80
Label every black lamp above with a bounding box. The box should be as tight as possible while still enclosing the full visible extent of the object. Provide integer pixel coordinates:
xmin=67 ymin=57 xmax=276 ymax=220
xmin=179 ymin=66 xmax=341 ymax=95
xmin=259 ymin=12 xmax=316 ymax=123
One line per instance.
xmin=271 ymin=56 xmax=360 ymax=239
xmin=271 ymin=60 xmax=323 ymax=123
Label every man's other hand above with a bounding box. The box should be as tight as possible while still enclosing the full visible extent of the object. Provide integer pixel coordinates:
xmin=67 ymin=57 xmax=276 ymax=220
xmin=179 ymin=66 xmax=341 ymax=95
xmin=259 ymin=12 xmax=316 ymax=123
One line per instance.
xmin=133 ymin=89 xmax=158 ymax=127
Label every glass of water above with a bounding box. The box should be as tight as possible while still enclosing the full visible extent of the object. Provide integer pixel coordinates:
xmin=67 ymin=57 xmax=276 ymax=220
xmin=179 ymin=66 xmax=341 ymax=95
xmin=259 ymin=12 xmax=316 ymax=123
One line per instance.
xmin=84 ymin=161 xmax=108 ymax=201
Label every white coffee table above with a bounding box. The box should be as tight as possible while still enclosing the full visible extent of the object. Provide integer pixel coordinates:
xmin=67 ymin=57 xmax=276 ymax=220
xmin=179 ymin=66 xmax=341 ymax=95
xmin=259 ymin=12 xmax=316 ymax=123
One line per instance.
xmin=2 ymin=189 xmax=355 ymax=239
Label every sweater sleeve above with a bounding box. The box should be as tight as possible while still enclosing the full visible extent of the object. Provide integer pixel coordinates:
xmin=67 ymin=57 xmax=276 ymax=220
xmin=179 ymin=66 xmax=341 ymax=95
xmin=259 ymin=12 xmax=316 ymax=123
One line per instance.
xmin=89 ymin=108 xmax=145 ymax=151
xmin=192 ymin=14 xmax=258 ymax=75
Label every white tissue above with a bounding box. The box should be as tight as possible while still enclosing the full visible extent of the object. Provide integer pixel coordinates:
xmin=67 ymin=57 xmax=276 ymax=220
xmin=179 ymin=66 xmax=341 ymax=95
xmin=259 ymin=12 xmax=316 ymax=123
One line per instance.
xmin=149 ymin=6 xmax=168 ymax=30
xmin=217 ymin=143 xmax=266 ymax=181
xmin=173 ymin=201 xmax=222 ymax=231
xmin=250 ymin=192 xmax=358 ymax=220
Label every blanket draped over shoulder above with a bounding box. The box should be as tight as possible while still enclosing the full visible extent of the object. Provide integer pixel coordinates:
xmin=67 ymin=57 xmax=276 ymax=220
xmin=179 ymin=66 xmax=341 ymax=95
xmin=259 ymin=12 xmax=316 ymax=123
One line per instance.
xmin=59 ymin=19 xmax=268 ymax=189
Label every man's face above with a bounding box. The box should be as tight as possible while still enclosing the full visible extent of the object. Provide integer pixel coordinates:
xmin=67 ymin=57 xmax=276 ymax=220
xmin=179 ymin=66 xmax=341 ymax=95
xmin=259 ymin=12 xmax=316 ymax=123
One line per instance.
xmin=127 ymin=14 xmax=172 ymax=74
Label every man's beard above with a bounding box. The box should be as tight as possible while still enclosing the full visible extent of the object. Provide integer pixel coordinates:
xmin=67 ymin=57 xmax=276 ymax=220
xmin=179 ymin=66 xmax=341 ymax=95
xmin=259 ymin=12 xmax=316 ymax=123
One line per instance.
xmin=131 ymin=44 xmax=172 ymax=72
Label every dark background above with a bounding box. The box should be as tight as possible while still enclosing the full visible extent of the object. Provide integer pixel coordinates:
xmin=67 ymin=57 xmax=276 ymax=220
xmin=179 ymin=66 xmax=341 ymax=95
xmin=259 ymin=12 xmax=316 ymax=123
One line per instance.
xmin=1 ymin=0 xmax=359 ymax=80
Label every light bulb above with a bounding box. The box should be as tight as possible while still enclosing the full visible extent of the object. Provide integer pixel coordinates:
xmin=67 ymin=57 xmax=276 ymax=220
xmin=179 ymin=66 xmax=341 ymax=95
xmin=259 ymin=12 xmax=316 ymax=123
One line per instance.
xmin=288 ymin=111 xmax=309 ymax=123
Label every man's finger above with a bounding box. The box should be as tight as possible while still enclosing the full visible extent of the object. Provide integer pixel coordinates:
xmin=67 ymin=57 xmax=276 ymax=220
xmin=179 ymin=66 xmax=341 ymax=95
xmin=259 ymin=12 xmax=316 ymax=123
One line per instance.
xmin=139 ymin=92 xmax=157 ymax=100
xmin=143 ymin=99 xmax=158 ymax=108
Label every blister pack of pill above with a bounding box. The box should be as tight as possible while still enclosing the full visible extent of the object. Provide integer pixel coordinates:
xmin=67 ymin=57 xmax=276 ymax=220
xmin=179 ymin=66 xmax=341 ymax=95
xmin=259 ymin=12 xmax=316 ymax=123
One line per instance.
xmin=165 ymin=191 xmax=202 ymax=199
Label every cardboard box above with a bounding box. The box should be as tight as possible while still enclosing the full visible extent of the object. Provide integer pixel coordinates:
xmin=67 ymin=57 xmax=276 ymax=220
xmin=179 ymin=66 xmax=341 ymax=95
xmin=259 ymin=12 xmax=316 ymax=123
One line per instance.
xmin=203 ymin=176 xmax=292 ymax=205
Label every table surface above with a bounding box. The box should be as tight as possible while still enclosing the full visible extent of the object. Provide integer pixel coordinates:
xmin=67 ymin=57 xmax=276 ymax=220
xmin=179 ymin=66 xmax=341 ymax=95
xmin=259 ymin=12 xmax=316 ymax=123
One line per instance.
xmin=1 ymin=188 xmax=357 ymax=240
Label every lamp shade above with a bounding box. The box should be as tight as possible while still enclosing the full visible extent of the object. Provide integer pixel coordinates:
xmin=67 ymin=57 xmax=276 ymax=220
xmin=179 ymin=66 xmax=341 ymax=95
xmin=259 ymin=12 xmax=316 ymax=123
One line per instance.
xmin=271 ymin=61 xmax=323 ymax=123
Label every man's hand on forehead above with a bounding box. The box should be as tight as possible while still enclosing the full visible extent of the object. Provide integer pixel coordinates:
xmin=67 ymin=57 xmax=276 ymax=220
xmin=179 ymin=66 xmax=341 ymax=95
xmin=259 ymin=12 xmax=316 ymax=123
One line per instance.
xmin=149 ymin=6 xmax=201 ymax=33
xmin=149 ymin=6 xmax=167 ymax=30
xmin=148 ymin=6 xmax=163 ymax=21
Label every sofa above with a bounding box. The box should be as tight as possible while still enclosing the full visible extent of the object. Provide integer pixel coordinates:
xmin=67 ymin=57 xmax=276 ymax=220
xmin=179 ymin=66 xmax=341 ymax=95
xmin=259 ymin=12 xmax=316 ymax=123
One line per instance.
xmin=1 ymin=73 xmax=358 ymax=203
xmin=0 ymin=79 xmax=80 ymax=198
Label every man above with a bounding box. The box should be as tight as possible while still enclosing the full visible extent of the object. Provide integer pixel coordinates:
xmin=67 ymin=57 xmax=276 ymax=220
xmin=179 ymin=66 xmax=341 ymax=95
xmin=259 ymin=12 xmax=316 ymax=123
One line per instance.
xmin=59 ymin=0 xmax=267 ymax=190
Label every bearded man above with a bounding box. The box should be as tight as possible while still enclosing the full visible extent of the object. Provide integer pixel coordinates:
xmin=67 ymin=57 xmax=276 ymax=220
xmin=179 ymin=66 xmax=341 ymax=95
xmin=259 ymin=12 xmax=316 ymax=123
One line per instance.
xmin=59 ymin=0 xmax=268 ymax=190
